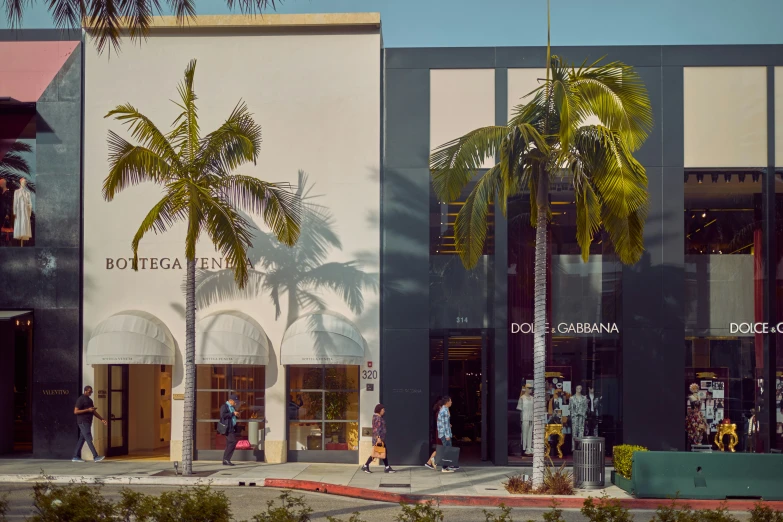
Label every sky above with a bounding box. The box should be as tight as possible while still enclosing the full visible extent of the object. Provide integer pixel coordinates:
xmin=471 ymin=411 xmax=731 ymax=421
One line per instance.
xmin=2 ymin=0 xmax=783 ymax=48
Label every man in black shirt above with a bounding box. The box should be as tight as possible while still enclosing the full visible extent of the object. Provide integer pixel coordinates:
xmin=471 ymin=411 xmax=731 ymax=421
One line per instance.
xmin=72 ymin=385 xmax=107 ymax=462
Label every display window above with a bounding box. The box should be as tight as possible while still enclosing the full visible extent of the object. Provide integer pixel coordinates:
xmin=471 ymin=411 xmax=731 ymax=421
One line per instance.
xmin=287 ymin=365 xmax=359 ymax=452
xmin=0 ymin=107 xmax=36 ymax=248
xmin=195 ymin=365 xmax=265 ymax=453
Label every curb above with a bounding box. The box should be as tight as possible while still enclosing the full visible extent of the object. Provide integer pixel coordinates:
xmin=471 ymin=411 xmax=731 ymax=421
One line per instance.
xmin=263 ymin=479 xmax=783 ymax=510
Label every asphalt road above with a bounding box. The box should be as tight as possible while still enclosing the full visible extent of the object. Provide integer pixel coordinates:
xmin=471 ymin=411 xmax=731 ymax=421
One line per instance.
xmin=0 ymin=484 xmax=754 ymax=521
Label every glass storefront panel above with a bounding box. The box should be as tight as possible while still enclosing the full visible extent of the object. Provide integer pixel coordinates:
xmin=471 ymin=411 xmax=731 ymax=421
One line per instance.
xmin=684 ymin=172 xmax=760 ymax=450
xmin=195 ymin=365 xmax=265 ymax=452
xmin=507 ymin=184 xmax=622 ymax=461
xmin=288 ymin=365 xmax=359 ymax=452
xmin=0 ymin=106 xmax=36 ymax=248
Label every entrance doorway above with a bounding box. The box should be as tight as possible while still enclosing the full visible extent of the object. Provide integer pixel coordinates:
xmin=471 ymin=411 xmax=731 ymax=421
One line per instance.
xmin=429 ymin=330 xmax=488 ymax=464
xmin=94 ymin=364 xmax=172 ymax=460
xmin=0 ymin=311 xmax=33 ymax=455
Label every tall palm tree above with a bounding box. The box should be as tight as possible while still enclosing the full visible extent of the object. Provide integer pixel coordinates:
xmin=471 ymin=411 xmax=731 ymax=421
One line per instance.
xmin=429 ymin=0 xmax=652 ymax=487
xmin=103 ymin=59 xmax=301 ymax=475
xmin=3 ymin=0 xmax=281 ymax=54
xmin=193 ymin=170 xmax=378 ymax=328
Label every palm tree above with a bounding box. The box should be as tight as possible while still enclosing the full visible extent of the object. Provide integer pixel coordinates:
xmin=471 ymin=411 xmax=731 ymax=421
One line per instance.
xmin=193 ymin=170 xmax=378 ymax=328
xmin=0 ymin=142 xmax=35 ymax=191
xmin=3 ymin=0 xmax=281 ymax=54
xmin=429 ymin=1 xmax=652 ymax=487
xmin=103 ymin=59 xmax=301 ymax=475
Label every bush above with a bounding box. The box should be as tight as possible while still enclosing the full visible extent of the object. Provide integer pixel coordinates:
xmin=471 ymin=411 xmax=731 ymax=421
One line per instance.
xmin=696 ymin=504 xmax=738 ymax=522
xmin=543 ymin=499 xmax=566 ymax=522
xmin=327 ymin=513 xmax=367 ymax=522
xmin=650 ymin=498 xmax=698 ymax=522
xmin=117 ymin=485 xmax=232 ymax=522
xmin=503 ymin=474 xmax=533 ymax=494
xmin=581 ymin=494 xmax=634 ymax=522
xmin=29 ymin=480 xmax=116 ymax=521
xmin=0 ymin=492 xmax=7 ymax=522
xmin=750 ymin=503 xmax=783 ymax=522
xmin=539 ymin=460 xmax=574 ymax=495
xmin=395 ymin=501 xmax=444 ymax=522
xmin=484 ymin=504 xmax=513 ymax=522
xmin=612 ymin=445 xmax=648 ymax=480
xmin=252 ymin=491 xmax=313 ymax=522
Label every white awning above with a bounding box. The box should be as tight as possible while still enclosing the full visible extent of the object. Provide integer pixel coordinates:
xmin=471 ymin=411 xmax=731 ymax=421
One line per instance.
xmin=196 ymin=311 xmax=270 ymax=365
xmin=281 ymin=311 xmax=366 ymax=366
xmin=87 ymin=311 xmax=175 ymax=365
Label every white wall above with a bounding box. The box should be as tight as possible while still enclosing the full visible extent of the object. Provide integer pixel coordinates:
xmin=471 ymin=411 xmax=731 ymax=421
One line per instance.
xmin=83 ymin=26 xmax=381 ymax=459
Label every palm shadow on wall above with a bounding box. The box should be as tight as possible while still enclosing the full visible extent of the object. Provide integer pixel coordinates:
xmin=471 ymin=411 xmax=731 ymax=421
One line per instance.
xmin=193 ymin=171 xmax=379 ymax=349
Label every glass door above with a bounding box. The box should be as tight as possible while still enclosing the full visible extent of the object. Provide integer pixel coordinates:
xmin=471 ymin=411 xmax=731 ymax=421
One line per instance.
xmin=107 ymin=364 xmax=129 ymax=457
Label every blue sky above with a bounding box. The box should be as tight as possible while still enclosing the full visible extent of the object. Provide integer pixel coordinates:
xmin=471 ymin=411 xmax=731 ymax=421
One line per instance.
xmin=3 ymin=0 xmax=783 ymax=48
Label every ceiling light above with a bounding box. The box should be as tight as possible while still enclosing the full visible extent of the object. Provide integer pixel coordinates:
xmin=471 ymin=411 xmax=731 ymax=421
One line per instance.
xmin=702 ymin=213 xmax=706 ymax=218
xmin=752 ymin=172 xmax=760 ymax=183
xmin=739 ymin=173 xmax=746 ymax=183
xmin=724 ymin=173 xmax=731 ymax=183
xmin=697 ymin=174 xmax=704 ymax=184
xmin=711 ymin=173 xmax=719 ymax=183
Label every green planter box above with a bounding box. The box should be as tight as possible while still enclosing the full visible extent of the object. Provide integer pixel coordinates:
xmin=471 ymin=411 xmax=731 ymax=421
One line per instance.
xmin=611 ymin=470 xmax=634 ymax=494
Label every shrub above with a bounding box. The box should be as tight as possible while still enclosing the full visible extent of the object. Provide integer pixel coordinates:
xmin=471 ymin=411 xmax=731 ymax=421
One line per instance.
xmin=750 ymin=503 xmax=783 ymax=522
xmin=29 ymin=480 xmax=116 ymax=521
xmin=252 ymin=491 xmax=313 ymax=522
xmin=327 ymin=513 xmax=367 ymax=522
xmin=612 ymin=445 xmax=648 ymax=480
xmin=484 ymin=504 xmax=513 ymax=522
xmin=395 ymin=501 xmax=444 ymax=522
xmin=0 ymin=492 xmax=7 ymax=522
xmin=650 ymin=498 xmax=698 ymax=522
xmin=543 ymin=499 xmax=566 ymax=522
xmin=581 ymin=494 xmax=634 ymax=522
xmin=696 ymin=504 xmax=738 ymax=522
xmin=503 ymin=473 xmax=533 ymax=494
xmin=537 ymin=459 xmax=574 ymax=495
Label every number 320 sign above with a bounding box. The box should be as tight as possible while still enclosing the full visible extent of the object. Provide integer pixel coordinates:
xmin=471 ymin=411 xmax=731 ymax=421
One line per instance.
xmin=362 ymin=370 xmax=378 ymax=380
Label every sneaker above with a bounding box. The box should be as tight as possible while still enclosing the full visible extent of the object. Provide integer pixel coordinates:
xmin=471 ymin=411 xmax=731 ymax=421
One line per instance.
xmin=72 ymin=458 xmax=85 ymax=463
xmin=442 ymin=467 xmax=455 ymax=473
xmin=424 ymin=462 xmax=435 ymax=470
xmin=93 ymin=456 xmax=105 ymax=462
xmin=361 ymin=465 xmax=372 ymax=474
xmin=385 ymin=467 xmax=397 ymax=473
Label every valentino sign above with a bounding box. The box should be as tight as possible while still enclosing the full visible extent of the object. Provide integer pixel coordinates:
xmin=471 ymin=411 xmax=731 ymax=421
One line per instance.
xmin=106 ymin=257 xmax=254 ymax=270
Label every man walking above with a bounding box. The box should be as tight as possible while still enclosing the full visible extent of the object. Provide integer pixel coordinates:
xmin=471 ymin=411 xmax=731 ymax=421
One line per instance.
xmin=72 ymin=386 xmax=107 ymax=462
xmin=220 ymin=393 xmax=241 ymax=466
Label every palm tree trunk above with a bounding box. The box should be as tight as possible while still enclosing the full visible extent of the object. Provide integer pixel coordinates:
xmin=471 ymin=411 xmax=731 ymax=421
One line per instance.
xmin=182 ymin=257 xmax=196 ymax=475
xmin=532 ymin=173 xmax=549 ymax=488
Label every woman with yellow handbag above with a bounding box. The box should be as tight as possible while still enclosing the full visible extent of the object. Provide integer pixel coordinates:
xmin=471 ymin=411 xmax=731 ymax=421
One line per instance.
xmin=361 ymin=404 xmax=396 ymax=473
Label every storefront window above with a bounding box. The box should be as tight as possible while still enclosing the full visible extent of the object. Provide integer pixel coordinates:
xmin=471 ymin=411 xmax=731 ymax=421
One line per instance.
xmin=0 ymin=106 xmax=36 ymax=248
xmin=195 ymin=365 xmax=265 ymax=452
xmin=288 ymin=366 xmax=359 ymax=451
xmin=507 ymin=184 xmax=622 ymax=461
xmin=684 ymin=171 xmax=760 ymax=450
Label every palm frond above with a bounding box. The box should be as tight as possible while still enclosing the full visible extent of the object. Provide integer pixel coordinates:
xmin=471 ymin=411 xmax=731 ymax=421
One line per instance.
xmin=0 ymin=142 xmax=35 ymax=190
xmin=219 ymin=174 xmax=301 ymax=247
xmin=574 ymin=179 xmax=602 ymax=263
xmin=199 ymin=101 xmax=262 ymax=174
xmin=167 ymin=0 xmax=196 ymax=21
xmin=454 ymin=164 xmax=502 ymax=269
xmin=3 ymin=0 xmax=31 ymax=28
xmin=105 ymin=103 xmax=181 ymax=166
xmin=84 ymin=0 xmax=124 ymax=55
xmin=430 ymin=125 xmax=509 ymax=203
xmin=130 ymin=190 xmax=186 ymax=269
xmin=576 ymin=125 xmax=647 ymax=264
xmin=571 ymin=58 xmax=653 ymax=152
xmin=201 ymin=192 xmax=256 ymax=288
xmin=103 ymin=131 xmax=172 ymax=200
xmin=170 ymin=59 xmax=200 ymax=163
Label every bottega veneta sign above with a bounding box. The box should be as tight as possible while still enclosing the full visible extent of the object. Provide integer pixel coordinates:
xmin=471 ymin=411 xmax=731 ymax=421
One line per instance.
xmin=105 ymin=257 xmax=254 ymax=270
xmin=511 ymin=322 xmax=619 ymax=334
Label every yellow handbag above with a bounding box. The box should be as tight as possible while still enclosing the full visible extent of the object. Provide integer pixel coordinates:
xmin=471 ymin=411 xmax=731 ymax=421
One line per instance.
xmin=371 ymin=440 xmax=386 ymax=460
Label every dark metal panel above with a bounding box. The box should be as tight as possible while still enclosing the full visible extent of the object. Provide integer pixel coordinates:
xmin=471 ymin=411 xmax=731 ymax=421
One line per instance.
xmin=634 ymin=67 xmax=663 ymax=168
xmin=662 ymin=67 xmax=685 ymax=167
xmin=383 ymin=68 xmax=429 ymax=169
xmin=662 ymin=45 xmax=783 ymax=67
xmin=385 ymin=47 xmax=496 ymax=69
xmin=661 ymin=168 xmax=686 ymax=331
xmin=497 ymin=46 xmax=662 ymax=68
xmin=0 ymin=29 xmax=80 ymax=41
xmin=380 ymin=328 xmax=429 ymax=465
xmin=492 ymin=327 xmax=508 ymax=465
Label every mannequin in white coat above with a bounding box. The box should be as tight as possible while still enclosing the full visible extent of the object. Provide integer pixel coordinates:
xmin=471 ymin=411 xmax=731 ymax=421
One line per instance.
xmin=516 ymin=384 xmax=533 ymax=455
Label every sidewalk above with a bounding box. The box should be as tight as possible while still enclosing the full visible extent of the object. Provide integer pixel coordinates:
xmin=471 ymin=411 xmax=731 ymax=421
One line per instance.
xmin=0 ymin=459 xmax=780 ymax=510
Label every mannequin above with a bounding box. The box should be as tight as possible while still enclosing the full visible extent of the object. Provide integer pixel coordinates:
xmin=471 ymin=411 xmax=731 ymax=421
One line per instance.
xmin=516 ymin=384 xmax=533 ymax=455
xmin=586 ymin=386 xmax=601 ymax=436
xmin=13 ymin=177 xmax=32 ymax=244
xmin=686 ymin=383 xmax=709 ymax=446
xmin=570 ymin=385 xmax=588 ymax=449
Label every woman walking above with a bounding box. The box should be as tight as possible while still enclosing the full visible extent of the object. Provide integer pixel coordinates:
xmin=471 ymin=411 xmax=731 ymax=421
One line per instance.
xmin=424 ymin=396 xmax=458 ymax=472
xmin=361 ymin=404 xmax=396 ymax=473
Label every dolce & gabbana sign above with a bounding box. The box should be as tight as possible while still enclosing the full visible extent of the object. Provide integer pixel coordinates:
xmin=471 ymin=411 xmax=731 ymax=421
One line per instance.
xmin=105 ymin=257 xmax=254 ymax=270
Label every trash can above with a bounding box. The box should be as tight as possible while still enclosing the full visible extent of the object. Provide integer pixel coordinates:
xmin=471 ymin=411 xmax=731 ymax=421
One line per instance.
xmin=573 ymin=437 xmax=605 ymax=489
